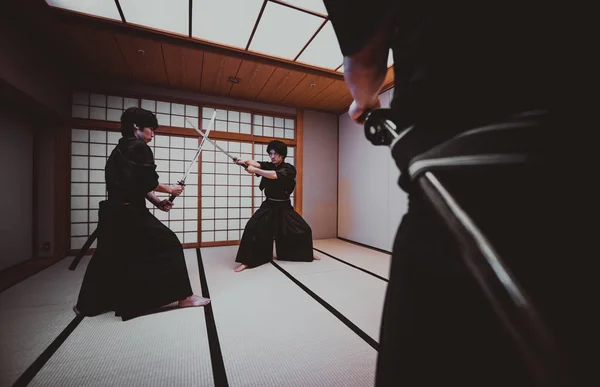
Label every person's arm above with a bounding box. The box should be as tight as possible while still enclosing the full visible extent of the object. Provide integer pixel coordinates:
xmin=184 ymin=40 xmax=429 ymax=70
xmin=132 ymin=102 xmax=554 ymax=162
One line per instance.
xmin=236 ymin=159 xmax=261 ymax=168
xmin=146 ymin=191 xmax=174 ymax=212
xmin=153 ymin=183 xmax=183 ymax=195
xmin=343 ymin=26 xmax=390 ymax=122
xmin=129 ymin=141 xmax=184 ymax=199
xmin=248 ymin=166 xmax=277 ymax=179
xmin=324 ymin=0 xmax=396 ymax=122
xmin=146 ymin=191 xmax=161 ymax=207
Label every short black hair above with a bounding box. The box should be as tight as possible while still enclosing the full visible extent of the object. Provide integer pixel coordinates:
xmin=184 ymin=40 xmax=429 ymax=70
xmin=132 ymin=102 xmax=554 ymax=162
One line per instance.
xmin=266 ymin=140 xmax=287 ymax=158
xmin=120 ymin=107 xmax=159 ymax=137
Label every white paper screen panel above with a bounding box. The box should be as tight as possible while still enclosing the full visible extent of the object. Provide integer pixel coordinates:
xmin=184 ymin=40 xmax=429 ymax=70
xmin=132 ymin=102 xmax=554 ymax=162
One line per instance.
xmin=71 ymin=92 xmax=140 ymax=121
xmin=146 ymin=134 xmax=200 ymax=244
xmin=142 ymin=99 xmax=200 ymax=129
xmin=200 ymin=140 xmax=254 ymax=243
xmin=70 ymin=128 xmax=115 ymax=250
xmin=202 ymin=107 xmax=295 ymax=140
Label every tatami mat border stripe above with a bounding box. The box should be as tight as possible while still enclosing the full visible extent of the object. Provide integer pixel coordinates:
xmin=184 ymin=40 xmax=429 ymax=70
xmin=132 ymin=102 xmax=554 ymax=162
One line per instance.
xmin=313 ymin=247 xmax=388 ymax=283
xmin=12 ymin=315 xmax=85 ymax=387
xmin=196 ymin=248 xmax=229 ymax=387
xmin=336 ymin=237 xmax=392 ymax=255
xmin=270 ymin=261 xmax=379 ymax=351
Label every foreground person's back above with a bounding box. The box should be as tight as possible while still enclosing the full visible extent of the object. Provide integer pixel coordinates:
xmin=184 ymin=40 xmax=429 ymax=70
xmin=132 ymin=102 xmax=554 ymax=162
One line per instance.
xmin=324 ymin=1 xmax=590 ymax=385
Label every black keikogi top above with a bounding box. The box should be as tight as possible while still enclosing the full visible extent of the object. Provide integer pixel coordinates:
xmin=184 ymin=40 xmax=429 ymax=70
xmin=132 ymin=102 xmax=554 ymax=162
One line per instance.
xmin=258 ymin=162 xmax=296 ymax=200
xmin=105 ymin=137 xmax=159 ymax=207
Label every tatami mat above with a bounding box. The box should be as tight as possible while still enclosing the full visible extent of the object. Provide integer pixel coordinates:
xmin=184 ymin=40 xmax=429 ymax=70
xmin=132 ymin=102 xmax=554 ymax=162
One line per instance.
xmin=313 ymin=239 xmax=391 ymax=280
xmin=27 ymin=249 xmax=214 ymax=387
xmin=3 ymin=240 xmax=387 ymax=387
xmin=201 ymin=245 xmax=378 ymax=387
xmin=275 ymin=253 xmax=387 ymax=343
xmin=0 ymin=256 xmax=85 ymax=387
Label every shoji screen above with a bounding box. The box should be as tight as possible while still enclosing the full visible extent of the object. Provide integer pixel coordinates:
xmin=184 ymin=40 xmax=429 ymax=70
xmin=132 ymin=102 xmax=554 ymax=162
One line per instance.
xmin=145 ymin=133 xmax=200 ymax=245
xmin=200 ymin=139 xmax=253 ymax=244
xmin=69 ymin=92 xmax=298 ymax=250
xmin=70 ymin=128 xmax=120 ymax=251
xmin=252 ymin=114 xmax=296 ymax=140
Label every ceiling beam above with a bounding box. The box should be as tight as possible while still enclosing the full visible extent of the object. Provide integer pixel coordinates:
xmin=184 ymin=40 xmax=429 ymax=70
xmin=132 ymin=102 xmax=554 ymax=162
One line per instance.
xmin=51 ymin=8 xmax=345 ymax=82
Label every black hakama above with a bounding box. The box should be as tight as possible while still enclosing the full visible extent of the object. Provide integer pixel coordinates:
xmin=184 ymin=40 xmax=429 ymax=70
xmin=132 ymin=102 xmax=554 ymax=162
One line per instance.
xmin=75 ymin=137 xmax=193 ymax=321
xmin=235 ymin=161 xmax=314 ymax=268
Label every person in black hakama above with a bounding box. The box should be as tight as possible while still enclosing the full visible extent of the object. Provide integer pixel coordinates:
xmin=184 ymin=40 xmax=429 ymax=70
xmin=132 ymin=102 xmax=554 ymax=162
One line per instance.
xmin=74 ymin=107 xmax=209 ymax=321
xmin=324 ymin=1 xmax=588 ymax=386
xmin=233 ymin=140 xmax=318 ymax=272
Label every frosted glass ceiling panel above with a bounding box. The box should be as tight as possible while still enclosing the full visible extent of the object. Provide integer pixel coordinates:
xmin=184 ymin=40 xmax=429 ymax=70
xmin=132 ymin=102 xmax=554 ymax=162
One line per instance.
xmin=279 ymin=0 xmax=328 ymax=15
xmin=249 ymin=1 xmax=323 ymax=60
xmin=46 ymin=0 xmax=121 ymax=21
xmin=119 ymin=0 xmax=188 ymax=36
xmin=191 ymin=0 xmax=263 ymax=49
xmin=296 ymin=21 xmax=343 ymax=69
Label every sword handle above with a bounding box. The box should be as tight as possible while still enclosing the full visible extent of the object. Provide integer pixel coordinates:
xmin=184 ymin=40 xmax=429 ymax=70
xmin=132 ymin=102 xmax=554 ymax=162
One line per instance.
xmin=233 ymin=157 xmax=259 ymax=177
xmin=169 ymin=180 xmax=186 ymax=202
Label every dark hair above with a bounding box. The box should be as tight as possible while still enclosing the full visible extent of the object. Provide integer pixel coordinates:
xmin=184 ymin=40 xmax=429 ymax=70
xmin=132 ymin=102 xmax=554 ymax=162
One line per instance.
xmin=120 ymin=107 xmax=159 ymax=137
xmin=266 ymin=140 xmax=287 ymax=158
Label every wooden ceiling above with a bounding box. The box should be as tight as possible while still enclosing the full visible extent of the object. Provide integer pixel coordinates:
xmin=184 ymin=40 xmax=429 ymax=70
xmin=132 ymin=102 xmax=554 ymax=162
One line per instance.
xmin=47 ymin=8 xmax=394 ymax=115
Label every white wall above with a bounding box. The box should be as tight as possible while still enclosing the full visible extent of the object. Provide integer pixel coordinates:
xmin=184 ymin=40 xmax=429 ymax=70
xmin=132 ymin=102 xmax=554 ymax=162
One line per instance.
xmin=35 ymin=128 xmax=55 ymax=258
xmin=302 ymin=110 xmax=338 ymax=239
xmin=337 ymin=88 xmax=408 ymax=251
xmin=0 ymin=107 xmax=34 ymax=270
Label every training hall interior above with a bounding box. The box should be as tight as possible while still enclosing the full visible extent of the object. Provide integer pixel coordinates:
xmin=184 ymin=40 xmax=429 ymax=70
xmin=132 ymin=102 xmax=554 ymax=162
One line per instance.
xmin=0 ymin=1 xmax=406 ymax=386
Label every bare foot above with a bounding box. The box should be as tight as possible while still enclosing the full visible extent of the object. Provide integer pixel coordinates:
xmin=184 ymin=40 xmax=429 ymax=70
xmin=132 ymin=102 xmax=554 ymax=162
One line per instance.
xmin=313 ymin=256 xmax=321 ymax=260
xmin=234 ymin=264 xmax=248 ymax=272
xmin=178 ymin=295 xmax=210 ymax=308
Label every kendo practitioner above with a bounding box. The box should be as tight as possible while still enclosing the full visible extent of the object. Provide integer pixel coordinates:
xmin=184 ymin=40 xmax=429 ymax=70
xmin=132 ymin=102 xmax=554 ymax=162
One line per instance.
xmin=325 ymin=1 xmax=587 ymax=386
xmin=74 ymin=107 xmax=210 ymax=321
xmin=233 ymin=140 xmax=318 ymax=272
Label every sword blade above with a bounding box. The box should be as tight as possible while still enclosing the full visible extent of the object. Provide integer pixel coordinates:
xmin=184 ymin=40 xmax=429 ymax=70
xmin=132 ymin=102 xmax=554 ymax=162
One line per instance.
xmin=186 ymin=117 xmax=238 ymax=162
xmin=181 ymin=110 xmax=216 ymax=180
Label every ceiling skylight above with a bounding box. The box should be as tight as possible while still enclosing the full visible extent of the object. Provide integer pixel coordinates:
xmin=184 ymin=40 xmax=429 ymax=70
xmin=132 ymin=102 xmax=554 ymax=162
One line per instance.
xmin=278 ymin=0 xmax=328 ymax=15
xmin=119 ymin=0 xmax=188 ymax=36
xmin=248 ymin=1 xmax=323 ymax=60
xmin=296 ymin=21 xmax=343 ymax=69
xmin=191 ymin=0 xmax=264 ymax=49
xmin=46 ymin=0 xmax=121 ymax=21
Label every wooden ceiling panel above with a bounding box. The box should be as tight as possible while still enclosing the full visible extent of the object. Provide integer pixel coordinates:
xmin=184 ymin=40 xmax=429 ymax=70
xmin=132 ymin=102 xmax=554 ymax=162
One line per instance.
xmin=200 ymin=52 xmax=242 ymax=97
xmin=228 ymin=61 xmax=277 ymax=101
xmin=51 ymin=11 xmax=358 ymax=113
xmin=326 ymin=92 xmax=354 ymax=113
xmin=62 ymin=25 xmax=130 ymax=79
xmin=256 ymin=68 xmax=306 ymax=104
xmin=162 ymin=43 xmax=204 ymax=92
xmin=306 ymin=80 xmax=349 ymax=110
xmin=114 ymin=33 xmax=168 ymax=85
xmin=281 ymin=75 xmax=335 ymax=107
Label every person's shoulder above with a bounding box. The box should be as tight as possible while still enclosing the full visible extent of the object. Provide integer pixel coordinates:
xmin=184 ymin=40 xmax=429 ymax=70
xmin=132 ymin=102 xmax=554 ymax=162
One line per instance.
xmin=125 ymin=138 xmax=153 ymax=163
xmin=128 ymin=138 xmax=150 ymax=149
xmin=260 ymin=161 xmax=275 ymax=168
xmin=281 ymin=162 xmax=296 ymax=171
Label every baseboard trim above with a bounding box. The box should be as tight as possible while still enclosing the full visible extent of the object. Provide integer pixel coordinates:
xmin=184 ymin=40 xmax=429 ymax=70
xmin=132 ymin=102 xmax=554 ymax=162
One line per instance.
xmin=336 ymin=236 xmax=392 ymax=255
